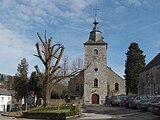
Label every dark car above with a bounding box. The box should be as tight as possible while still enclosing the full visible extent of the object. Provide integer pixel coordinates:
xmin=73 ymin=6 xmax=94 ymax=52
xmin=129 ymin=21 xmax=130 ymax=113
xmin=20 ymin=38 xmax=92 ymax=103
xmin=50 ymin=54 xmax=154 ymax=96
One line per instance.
xmin=140 ymin=95 xmax=160 ymax=111
xmin=129 ymin=95 xmax=150 ymax=109
xmin=109 ymin=95 xmax=125 ymax=106
xmin=151 ymin=103 xmax=160 ymax=116
xmin=119 ymin=96 xmax=127 ymax=107
xmin=121 ymin=95 xmax=137 ymax=108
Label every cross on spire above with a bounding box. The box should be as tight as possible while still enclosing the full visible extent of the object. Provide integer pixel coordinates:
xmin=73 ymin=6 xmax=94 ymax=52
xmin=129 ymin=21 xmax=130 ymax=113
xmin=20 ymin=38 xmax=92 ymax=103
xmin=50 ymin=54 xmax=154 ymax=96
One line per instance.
xmin=94 ymin=1 xmax=99 ymax=19
xmin=93 ymin=0 xmax=99 ymax=26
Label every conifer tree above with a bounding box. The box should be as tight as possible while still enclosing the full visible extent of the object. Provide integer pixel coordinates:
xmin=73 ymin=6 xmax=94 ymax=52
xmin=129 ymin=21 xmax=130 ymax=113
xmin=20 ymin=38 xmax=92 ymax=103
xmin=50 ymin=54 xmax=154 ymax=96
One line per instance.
xmin=124 ymin=42 xmax=145 ymax=94
xmin=14 ymin=58 xmax=28 ymax=101
xmin=28 ymin=72 xmax=42 ymax=100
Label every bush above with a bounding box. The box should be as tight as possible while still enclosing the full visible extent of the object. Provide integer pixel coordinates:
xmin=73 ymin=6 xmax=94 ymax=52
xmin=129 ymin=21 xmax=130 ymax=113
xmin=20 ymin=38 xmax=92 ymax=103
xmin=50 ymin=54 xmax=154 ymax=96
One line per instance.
xmin=22 ymin=104 xmax=79 ymax=119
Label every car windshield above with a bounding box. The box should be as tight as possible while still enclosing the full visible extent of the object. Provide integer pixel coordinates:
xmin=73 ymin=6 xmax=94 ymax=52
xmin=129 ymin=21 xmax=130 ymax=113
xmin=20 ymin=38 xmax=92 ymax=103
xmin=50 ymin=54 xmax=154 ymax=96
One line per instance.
xmin=152 ymin=97 xmax=160 ymax=103
xmin=136 ymin=95 xmax=149 ymax=100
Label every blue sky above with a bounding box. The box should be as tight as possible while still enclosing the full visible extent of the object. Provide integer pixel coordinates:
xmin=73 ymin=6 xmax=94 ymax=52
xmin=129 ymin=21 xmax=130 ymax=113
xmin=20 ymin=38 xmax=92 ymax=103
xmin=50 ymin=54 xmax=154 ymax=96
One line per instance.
xmin=0 ymin=0 xmax=159 ymax=78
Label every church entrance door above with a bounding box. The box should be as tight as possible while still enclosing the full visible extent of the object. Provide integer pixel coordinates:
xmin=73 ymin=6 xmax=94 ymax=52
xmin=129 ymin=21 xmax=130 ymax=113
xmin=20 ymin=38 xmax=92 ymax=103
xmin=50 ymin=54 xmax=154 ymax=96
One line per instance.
xmin=92 ymin=94 xmax=99 ymax=104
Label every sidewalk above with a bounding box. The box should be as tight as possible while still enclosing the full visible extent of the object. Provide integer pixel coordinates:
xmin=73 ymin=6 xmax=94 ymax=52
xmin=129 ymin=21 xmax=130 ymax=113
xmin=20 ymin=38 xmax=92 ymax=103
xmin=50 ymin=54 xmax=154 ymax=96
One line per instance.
xmin=79 ymin=113 xmax=112 ymax=119
xmin=1 ymin=111 xmax=22 ymax=118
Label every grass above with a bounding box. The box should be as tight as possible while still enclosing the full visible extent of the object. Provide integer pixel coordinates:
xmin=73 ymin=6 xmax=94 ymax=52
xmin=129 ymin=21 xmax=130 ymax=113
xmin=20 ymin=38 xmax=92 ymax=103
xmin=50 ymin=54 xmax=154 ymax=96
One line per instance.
xmin=24 ymin=105 xmax=79 ymax=117
xmin=28 ymin=109 xmax=70 ymax=113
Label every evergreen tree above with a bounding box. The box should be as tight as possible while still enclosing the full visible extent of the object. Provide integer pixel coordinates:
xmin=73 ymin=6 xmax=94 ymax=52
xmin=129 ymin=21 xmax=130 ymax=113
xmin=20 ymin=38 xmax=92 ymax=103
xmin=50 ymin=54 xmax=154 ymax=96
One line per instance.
xmin=13 ymin=58 xmax=28 ymax=101
xmin=28 ymin=71 xmax=42 ymax=99
xmin=124 ymin=42 xmax=145 ymax=94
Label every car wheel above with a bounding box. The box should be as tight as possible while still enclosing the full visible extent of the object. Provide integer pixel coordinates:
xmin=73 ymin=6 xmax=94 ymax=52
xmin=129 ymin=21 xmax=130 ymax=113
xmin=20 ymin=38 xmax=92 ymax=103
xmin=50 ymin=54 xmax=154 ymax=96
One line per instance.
xmin=146 ymin=105 xmax=151 ymax=111
xmin=136 ymin=104 xmax=140 ymax=110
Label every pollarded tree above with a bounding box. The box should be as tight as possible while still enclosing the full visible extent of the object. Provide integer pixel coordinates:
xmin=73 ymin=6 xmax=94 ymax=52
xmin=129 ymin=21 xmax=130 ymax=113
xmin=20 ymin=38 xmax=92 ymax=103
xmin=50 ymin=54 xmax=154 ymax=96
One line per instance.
xmin=13 ymin=58 xmax=28 ymax=101
xmin=124 ymin=42 xmax=145 ymax=95
xmin=34 ymin=31 xmax=89 ymax=107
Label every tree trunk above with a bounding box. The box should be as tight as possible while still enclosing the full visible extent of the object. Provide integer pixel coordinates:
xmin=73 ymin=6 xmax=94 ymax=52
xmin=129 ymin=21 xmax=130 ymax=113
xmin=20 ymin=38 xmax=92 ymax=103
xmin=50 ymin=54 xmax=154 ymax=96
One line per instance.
xmin=43 ymin=81 xmax=52 ymax=107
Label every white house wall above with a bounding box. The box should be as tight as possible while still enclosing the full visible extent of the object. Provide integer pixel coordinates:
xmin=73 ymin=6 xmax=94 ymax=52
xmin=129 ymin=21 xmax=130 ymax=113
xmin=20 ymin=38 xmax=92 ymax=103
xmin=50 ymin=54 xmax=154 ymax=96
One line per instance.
xmin=0 ymin=95 xmax=12 ymax=112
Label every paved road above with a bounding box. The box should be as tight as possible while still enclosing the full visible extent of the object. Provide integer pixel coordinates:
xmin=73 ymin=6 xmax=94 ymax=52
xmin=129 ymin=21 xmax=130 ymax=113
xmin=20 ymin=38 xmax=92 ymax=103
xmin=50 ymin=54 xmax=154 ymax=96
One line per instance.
xmin=68 ymin=105 xmax=160 ymax=120
xmin=1 ymin=105 xmax=160 ymax=120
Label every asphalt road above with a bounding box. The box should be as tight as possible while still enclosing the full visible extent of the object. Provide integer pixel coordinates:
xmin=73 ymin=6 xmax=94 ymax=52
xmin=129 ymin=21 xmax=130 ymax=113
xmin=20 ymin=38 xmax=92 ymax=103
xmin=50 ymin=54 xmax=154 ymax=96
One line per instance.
xmin=1 ymin=105 xmax=160 ymax=120
xmin=68 ymin=105 xmax=160 ymax=120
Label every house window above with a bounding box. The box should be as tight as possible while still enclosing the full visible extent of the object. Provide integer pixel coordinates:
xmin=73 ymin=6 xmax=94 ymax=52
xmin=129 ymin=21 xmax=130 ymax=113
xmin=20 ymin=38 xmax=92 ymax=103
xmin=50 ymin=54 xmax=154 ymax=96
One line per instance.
xmin=94 ymin=78 xmax=98 ymax=87
xmin=2 ymin=97 xmax=4 ymax=102
xmin=93 ymin=49 xmax=98 ymax=55
xmin=76 ymin=83 xmax=80 ymax=91
xmin=115 ymin=83 xmax=119 ymax=91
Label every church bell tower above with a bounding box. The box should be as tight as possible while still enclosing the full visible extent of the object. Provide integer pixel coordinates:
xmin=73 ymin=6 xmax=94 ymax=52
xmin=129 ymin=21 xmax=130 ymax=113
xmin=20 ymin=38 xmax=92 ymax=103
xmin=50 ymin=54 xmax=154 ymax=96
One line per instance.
xmin=83 ymin=18 xmax=108 ymax=105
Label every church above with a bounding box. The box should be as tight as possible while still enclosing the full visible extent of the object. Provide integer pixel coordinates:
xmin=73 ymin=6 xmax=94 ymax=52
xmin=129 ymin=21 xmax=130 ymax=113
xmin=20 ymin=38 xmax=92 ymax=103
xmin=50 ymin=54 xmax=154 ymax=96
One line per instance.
xmin=68 ymin=18 xmax=125 ymax=105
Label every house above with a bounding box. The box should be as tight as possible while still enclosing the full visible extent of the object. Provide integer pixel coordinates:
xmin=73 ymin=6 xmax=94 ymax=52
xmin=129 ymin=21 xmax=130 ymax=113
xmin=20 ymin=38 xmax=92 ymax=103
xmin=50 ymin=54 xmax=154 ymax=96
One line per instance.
xmin=68 ymin=18 xmax=125 ymax=105
xmin=0 ymin=89 xmax=12 ymax=112
xmin=139 ymin=53 xmax=160 ymax=95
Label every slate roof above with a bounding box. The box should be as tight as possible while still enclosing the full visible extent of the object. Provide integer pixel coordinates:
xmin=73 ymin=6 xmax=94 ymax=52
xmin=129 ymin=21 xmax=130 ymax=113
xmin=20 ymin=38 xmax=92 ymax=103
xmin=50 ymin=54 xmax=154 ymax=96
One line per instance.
xmin=84 ymin=18 xmax=107 ymax=46
xmin=141 ymin=53 xmax=160 ymax=71
xmin=0 ymin=89 xmax=11 ymax=95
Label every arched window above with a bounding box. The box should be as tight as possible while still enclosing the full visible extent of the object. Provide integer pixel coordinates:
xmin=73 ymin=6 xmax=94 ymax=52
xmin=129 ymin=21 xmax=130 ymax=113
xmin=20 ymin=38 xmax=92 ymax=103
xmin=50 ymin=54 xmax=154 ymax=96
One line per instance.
xmin=94 ymin=49 xmax=98 ymax=55
xmin=115 ymin=83 xmax=119 ymax=91
xmin=76 ymin=83 xmax=80 ymax=91
xmin=94 ymin=78 xmax=98 ymax=87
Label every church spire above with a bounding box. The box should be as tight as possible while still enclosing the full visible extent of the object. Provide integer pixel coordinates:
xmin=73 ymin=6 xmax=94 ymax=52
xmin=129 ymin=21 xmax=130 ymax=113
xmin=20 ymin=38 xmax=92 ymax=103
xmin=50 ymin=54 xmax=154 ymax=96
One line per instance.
xmin=84 ymin=1 xmax=107 ymax=45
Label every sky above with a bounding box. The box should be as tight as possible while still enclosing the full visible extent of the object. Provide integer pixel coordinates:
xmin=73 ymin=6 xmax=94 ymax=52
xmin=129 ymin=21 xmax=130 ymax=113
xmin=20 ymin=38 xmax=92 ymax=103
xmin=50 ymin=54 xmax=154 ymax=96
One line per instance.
xmin=0 ymin=0 xmax=160 ymax=78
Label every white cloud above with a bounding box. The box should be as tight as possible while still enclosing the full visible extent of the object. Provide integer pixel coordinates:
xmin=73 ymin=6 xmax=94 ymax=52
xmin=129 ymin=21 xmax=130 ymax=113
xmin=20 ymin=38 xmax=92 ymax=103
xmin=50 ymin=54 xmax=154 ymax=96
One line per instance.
xmin=128 ymin=0 xmax=141 ymax=6
xmin=115 ymin=6 xmax=126 ymax=14
xmin=0 ymin=23 xmax=35 ymax=75
xmin=0 ymin=0 xmax=95 ymax=33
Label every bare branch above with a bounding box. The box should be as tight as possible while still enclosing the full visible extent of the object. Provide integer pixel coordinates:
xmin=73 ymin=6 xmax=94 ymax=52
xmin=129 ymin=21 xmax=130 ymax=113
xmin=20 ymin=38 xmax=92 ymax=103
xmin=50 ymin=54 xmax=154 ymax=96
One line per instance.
xmin=50 ymin=63 xmax=90 ymax=85
xmin=54 ymin=46 xmax=64 ymax=68
xmin=37 ymin=32 xmax=45 ymax=47
xmin=44 ymin=30 xmax=47 ymax=43
xmin=48 ymin=37 xmax=52 ymax=47
xmin=51 ymin=45 xmax=62 ymax=57
xmin=34 ymin=65 xmax=41 ymax=74
xmin=35 ymin=42 xmax=45 ymax=65
xmin=50 ymin=66 xmax=61 ymax=74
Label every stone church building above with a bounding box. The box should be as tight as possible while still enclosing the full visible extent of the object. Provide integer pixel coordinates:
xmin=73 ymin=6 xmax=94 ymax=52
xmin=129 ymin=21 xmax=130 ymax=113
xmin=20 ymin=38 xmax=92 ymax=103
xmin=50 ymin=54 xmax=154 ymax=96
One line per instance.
xmin=68 ymin=18 xmax=125 ymax=105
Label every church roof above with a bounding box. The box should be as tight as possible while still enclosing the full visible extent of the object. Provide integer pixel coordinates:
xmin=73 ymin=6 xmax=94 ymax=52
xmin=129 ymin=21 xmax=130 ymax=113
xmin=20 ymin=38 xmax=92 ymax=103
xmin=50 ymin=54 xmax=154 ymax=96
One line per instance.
xmin=84 ymin=18 xmax=107 ymax=45
xmin=141 ymin=53 xmax=160 ymax=71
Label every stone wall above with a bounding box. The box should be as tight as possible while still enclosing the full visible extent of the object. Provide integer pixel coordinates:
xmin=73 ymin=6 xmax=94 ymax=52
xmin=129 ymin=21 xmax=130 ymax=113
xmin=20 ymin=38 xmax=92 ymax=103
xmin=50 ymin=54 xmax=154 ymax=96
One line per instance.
xmin=139 ymin=64 xmax=160 ymax=95
xmin=106 ymin=67 xmax=126 ymax=96
xmin=68 ymin=71 xmax=84 ymax=98
xmin=84 ymin=44 xmax=108 ymax=104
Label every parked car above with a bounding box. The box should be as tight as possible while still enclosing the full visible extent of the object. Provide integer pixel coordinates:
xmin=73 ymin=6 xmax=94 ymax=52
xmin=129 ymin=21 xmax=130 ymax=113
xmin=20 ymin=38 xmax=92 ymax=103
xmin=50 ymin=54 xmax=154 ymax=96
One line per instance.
xmin=129 ymin=95 xmax=150 ymax=109
xmin=110 ymin=95 xmax=125 ymax=106
xmin=121 ymin=95 xmax=137 ymax=108
xmin=119 ymin=96 xmax=127 ymax=107
xmin=140 ymin=95 xmax=160 ymax=111
xmin=151 ymin=103 xmax=160 ymax=116
xmin=109 ymin=96 xmax=116 ymax=106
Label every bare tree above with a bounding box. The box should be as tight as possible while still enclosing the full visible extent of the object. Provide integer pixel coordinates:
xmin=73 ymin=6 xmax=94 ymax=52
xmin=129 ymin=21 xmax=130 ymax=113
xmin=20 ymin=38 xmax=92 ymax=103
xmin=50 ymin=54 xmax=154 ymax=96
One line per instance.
xmin=34 ymin=31 xmax=88 ymax=107
xmin=58 ymin=55 xmax=70 ymax=85
xmin=70 ymin=56 xmax=83 ymax=72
